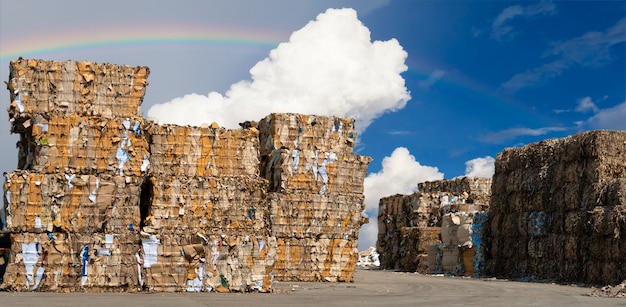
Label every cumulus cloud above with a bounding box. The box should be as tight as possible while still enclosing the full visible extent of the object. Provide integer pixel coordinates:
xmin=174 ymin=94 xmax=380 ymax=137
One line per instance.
xmin=491 ymin=1 xmax=556 ymax=41
xmin=147 ymin=8 xmax=410 ymax=133
xmin=358 ymin=147 xmax=444 ymax=249
xmin=480 ymin=126 xmax=567 ymax=144
xmin=464 ymin=156 xmax=495 ymax=178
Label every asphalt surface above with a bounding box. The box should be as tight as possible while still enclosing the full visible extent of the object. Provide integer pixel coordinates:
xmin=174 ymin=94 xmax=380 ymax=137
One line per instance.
xmin=0 ymin=269 xmax=623 ymax=306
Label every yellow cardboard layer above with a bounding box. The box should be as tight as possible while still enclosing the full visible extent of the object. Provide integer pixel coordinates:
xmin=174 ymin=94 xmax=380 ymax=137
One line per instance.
xmin=8 ymin=58 xmax=149 ymax=120
xmin=273 ymin=237 xmax=358 ymax=282
xmin=146 ymin=123 xmax=260 ymax=178
xmin=140 ymin=233 xmax=276 ymax=292
xmin=265 ymin=148 xmax=371 ymax=194
xmin=4 ymin=171 xmax=142 ymax=233
xmin=1 ymin=232 xmax=141 ymax=292
xmin=144 ymin=175 xmax=269 ymax=234
xmin=258 ymin=113 xmax=357 ymax=157
xmin=268 ymin=192 xmax=365 ymax=239
xmin=16 ymin=114 xmax=149 ymax=176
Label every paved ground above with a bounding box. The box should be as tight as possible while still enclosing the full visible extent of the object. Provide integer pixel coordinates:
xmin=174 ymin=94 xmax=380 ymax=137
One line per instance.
xmin=0 ymin=269 xmax=623 ymax=306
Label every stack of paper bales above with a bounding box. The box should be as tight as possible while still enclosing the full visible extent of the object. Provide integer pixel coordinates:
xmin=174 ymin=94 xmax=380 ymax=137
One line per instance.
xmin=2 ymin=58 xmax=150 ymax=291
xmin=376 ymin=177 xmax=491 ymax=274
xmin=485 ymin=130 xmax=626 ymax=285
xmin=259 ymin=113 xmax=372 ymax=282
xmin=1 ymin=58 xmax=374 ymax=291
xmin=142 ymin=122 xmax=276 ymax=292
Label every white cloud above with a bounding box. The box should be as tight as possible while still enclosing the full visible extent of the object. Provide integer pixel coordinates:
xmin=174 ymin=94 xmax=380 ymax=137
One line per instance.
xmin=582 ymin=101 xmax=626 ymax=130
xmin=502 ymin=17 xmax=625 ymax=91
xmin=491 ymin=1 xmax=556 ymax=41
xmin=387 ymin=130 xmax=412 ymax=136
xmin=480 ymin=126 xmax=567 ymax=144
xmin=575 ymin=96 xmax=599 ymax=114
xmin=417 ymin=69 xmax=446 ymax=89
xmin=358 ymin=147 xmax=444 ymax=249
xmin=464 ymin=156 xmax=495 ymax=178
xmin=501 ymin=59 xmax=567 ymax=91
xmin=147 ymin=8 xmax=410 ymax=133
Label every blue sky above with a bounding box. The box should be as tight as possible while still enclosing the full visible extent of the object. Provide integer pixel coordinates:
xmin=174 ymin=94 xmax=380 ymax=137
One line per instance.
xmin=1 ymin=1 xmax=624 ymax=248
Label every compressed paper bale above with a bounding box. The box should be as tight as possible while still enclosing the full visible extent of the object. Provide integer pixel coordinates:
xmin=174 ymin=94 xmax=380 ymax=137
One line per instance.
xmin=146 ymin=122 xmax=260 ymax=178
xmin=273 ymin=237 xmax=358 ymax=282
xmin=377 ymin=192 xmax=445 ymax=235
xmin=426 ymin=244 xmax=442 ymax=274
xmin=398 ymin=227 xmax=441 ymax=272
xmin=258 ymin=113 xmax=357 ymax=157
xmin=263 ymin=148 xmax=372 ymax=194
xmin=7 ymin=58 xmax=148 ymax=121
xmin=441 ymin=245 xmax=461 ymax=274
xmin=268 ymin=192 xmax=365 ymax=239
xmin=140 ymin=233 xmax=276 ymax=292
xmin=376 ymin=179 xmax=491 ymax=273
xmin=486 ymin=130 xmax=626 ymax=285
xmin=376 ymin=226 xmax=441 ymax=272
xmin=143 ymin=176 xmax=269 ymax=235
xmin=0 ymin=232 xmax=141 ymax=292
xmin=13 ymin=114 xmax=150 ymax=176
xmin=70 ymin=233 xmax=142 ymax=291
xmin=419 ymin=177 xmax=492 ymax=210
xmin=440 ymin=213 xmax=475 ymax=246
xmin=462 ymin=246 xmax=475 ymax=276
xmin=3 ymin=171 xmax=142 ymax=233
xmin=491 ymin=130 xmax=626 ymax=215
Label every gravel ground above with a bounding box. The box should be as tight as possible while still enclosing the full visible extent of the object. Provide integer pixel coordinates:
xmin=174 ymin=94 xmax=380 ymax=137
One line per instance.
xmin=0 ymin=269 xmax=623 ymax=306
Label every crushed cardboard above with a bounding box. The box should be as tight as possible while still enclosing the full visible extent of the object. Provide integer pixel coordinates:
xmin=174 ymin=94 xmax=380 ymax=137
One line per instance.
xmin=485 ymin=130 xmax=626 ymax=286
xmin=2 ymin=58 xmax=372 ymax=292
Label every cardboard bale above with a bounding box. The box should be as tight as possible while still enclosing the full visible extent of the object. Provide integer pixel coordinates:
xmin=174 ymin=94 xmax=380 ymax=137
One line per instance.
xmin=140 ymin=233 xmax=276 ymax=292
xmin=0 ymin=232 xmax=141 ymax=292
xmin=471 ymin=212 xmax=488 ymax=276
xmin=440 ymin=212 xmax=474 ymax=246
xmin=258 ymin=113 xmax=357 ymax=157
xmin=462 ymin=246 xmax=475 ymax=276
xmin=12 ymin=114 xmax=149 ymax=176
xmin=400 ymin=227 xmax=441 ymax=272
xmin=268 ymin=192 xmax=365 ymax=239
xmin=377 ymin=179 xmax=490 ymax=273
xmin=146 ymin=123 xmax=260 ymax=178
xmin=143 ymin=176 xmax=269 ymax=235
xmin=7 ymin=58 xmax=148 ymax=121
xmin=418 ymin=177 xmax=492 ymax=212
xmin=485 ymin=130 xmax=626 ymax=286
xmin=441 ymin=245 xmax=461 ymax=274
xmin=263 ymin=149 xmax=371 ymax=194
xmin=273 ymin=236 xmax=358 ymax=282
xmin=4 ymin=171 xmax=142 ymax=233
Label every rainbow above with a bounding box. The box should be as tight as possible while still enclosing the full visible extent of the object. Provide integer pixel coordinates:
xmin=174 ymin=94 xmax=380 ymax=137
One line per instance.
xmin=0 ymin=24 xmax=285 ymax=62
